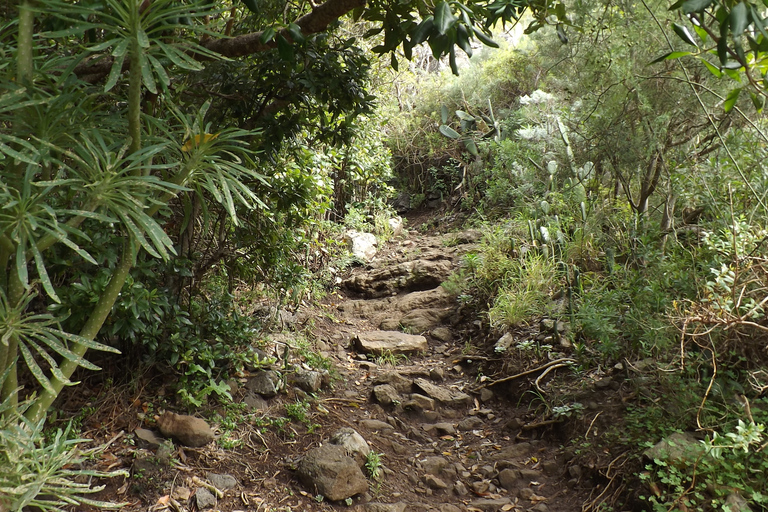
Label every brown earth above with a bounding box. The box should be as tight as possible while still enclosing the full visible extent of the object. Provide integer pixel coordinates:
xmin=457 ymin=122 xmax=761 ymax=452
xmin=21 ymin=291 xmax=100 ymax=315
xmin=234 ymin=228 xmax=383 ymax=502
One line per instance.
xmin=57 ymin=211 xmax=645 ymax=512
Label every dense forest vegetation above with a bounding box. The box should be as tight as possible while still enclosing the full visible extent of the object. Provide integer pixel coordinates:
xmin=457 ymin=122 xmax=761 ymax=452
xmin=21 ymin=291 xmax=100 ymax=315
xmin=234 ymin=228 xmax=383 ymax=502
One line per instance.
xmin=2 ymin=0 xmax=768 ymax=509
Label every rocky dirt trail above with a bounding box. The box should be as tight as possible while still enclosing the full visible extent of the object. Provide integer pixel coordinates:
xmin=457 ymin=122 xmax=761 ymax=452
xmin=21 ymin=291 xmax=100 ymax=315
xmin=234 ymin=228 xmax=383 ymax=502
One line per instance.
xmin=82 ymin=218 xmax=600 ymax=512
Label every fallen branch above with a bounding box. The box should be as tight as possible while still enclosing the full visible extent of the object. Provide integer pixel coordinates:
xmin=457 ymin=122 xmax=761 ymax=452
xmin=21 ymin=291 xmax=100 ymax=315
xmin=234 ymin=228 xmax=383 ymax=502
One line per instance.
xmin=477 ymin=358 xmax=575 ymax=389
xmin=534 ymin=362 xmax=571 ymax=393
xmin=192 ymin=475 xmax=224 ymax=499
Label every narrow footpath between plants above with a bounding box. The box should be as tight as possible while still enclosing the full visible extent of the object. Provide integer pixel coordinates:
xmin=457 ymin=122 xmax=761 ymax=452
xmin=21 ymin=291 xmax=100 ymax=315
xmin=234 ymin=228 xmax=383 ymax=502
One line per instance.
xmin=75 ymin=212 xmax=642 ymax=512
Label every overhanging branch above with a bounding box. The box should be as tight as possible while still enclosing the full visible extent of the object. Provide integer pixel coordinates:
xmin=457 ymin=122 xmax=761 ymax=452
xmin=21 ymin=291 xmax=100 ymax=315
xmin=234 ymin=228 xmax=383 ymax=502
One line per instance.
xmin=74 ymin=0 xmax=367 ymax=83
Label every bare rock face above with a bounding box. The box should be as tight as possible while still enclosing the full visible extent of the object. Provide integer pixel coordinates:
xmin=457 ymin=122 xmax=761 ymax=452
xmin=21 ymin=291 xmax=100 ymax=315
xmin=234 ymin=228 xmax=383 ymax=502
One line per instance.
xmin=156 ymin=412 xmax=215 ymax=447
xmin=342 ymin=259 xmax=452 ymax=298
xmin=354 ymin=331 xmax=428 ymax=355
xmin=297 ymin=444 xmax=368 ymax=501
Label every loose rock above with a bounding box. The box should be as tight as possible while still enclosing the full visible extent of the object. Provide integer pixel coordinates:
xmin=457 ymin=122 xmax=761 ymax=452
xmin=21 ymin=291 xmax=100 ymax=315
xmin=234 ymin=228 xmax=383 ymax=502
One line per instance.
xmin=134 ymin=428 xmax=163 ymax=449
xmin=355 ymin=331 xmax=428 ymax=355
xmin=245 ymin=370 xmax=281 ymax=398
xmin=347 ymin=230 xmax=378 ymax=262
xmin=359 ymin=419 xmax=395 ymax=432
xmin=413 ymin=378 xmax=471 ymax=406
xmin=297 ymin=444 xmax=368 ymax=501
xmin=405 ymin=393 xmax=436 ymax=411
xmin=290 ymin=368 xmax=324 ymax=393
xmin=156 ymin=412 xmax=214 ymax=447
xmin=207 ymin=472 xmax=237 ymax=490
xmin=643 ymin=432 xmax=704 ymax=466
xmin=195 ymin=487 xmax=216 ymax=509
xmin=330 ymin=428 xmax=371 ymax=467
xmin=373 ymin=384 xmax=402 ymax=406
xmin=421 ymin=456 xmax=449 ymax=475
xmin=469 ymin=498 xmax=513 ymax=511
xmin=423 ymin=474 xmax=449 ymax=489
xmin=457 ymin=416 xmax=484 ymax=431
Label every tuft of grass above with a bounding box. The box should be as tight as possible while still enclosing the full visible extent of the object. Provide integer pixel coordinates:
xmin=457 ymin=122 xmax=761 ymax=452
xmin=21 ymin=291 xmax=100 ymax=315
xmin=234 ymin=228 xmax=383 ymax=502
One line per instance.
xmin=488 ymin=254 xmax=558 ymax=328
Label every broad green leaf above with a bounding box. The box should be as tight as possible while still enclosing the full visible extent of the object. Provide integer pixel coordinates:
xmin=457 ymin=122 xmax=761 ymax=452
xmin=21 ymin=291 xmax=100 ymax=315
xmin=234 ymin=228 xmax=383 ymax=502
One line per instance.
xmin=730 ymin=2 xmax=749 ymax=35
xmin=457 ymin=24 xmax=472 ymax=56
xmin=464 ymin=138 xmax=479 ymax=156
xmin=434 ymin=1 xmax=456 ymax=35
xmin=692 ymin=24 xmax=708 ymax=42
xmin=136 ymin=28 xmax=150 ymax=48
xmin=242 ymin=0 xmax=259 ymax=14
xmin=751 ymin=6 xmax=768 ymax=40
xmin=750 ymin=91 xmax=765 ymax=112
xmin=391 ymin=53 xmax=399 ymax=70
xmin=472 ymin=27 xmax=499 ymax=48
xmin=556 ymin=24 xmax=568 ymax=44
xmin=682 ymin=0 xmax=714 ymax=13
xmin=412 ymin=17 xmax=434 ymax=44
xmin=287 ymin=23 xmax=304 ymax=44
xmin=673 ymin=23 xmax=698 ymax=46
xmin=439 ymin=125 xmax=461 ymax=139
xmin=276 ymin=34 xmax=294 ymax=61
xmin=30 ymin=241 xmax=60 ymax=303
xmin=139 ymin=53 xmax=157 ymax=94
xmin=120 ymin=214 xmax=161 ymax=259
xmin=260 ymin=27 xmax=276 ymax=44
xmin=555 ymin=2 xmax=566 ymax=21
xmin=724 ymin=87 xmax=742 ymax=112
xmin=111 ymin=38 xmax=129 ymax=57
xmin=455 ymin=110 xmax=475 ymax=121
xmin=18 ymin=342 xmax=56 ymax=395
xmin=104 ymin=53 xmax=126 ymax=92
xmin=56 ymin=329 xmax=121 ymax=354
xmin=650 ymin=51 xmax=692 ymax=64
xmin=699 ymin=57 xmax=723 ymax=77
xmin=15 ymin=242 xmax=29 ymax=289
xmin=441 ymin=105 xmax=449 ymax=124
xmin=724 ymin=68 xmax=742 ymax=81
xmin=147 ymin=54 xmax=170 ymax=87
xmin=717 ymin=34 xmax=729 ymax=65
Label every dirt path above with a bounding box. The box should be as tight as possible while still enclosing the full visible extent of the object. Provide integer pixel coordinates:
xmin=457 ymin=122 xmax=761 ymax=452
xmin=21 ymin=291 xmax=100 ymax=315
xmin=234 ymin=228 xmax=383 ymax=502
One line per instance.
xmin=81 ymin=218 xmax=602 ymax=512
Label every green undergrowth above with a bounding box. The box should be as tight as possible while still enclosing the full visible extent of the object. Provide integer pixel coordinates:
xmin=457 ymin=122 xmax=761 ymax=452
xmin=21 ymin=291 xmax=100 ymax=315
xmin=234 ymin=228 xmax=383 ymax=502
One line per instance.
xmin=387 ymin=12 xmax=768 ymax=509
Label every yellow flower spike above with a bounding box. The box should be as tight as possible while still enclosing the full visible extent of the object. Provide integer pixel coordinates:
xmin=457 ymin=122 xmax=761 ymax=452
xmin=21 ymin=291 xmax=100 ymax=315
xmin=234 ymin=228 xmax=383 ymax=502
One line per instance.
xmin=181 ymin=132 xmax=219 ymax=152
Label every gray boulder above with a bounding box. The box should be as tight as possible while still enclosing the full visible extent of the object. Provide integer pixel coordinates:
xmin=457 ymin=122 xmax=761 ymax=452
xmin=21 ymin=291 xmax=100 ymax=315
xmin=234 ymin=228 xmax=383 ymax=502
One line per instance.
xmin=297 ymin=444 xmax=368 ymax=501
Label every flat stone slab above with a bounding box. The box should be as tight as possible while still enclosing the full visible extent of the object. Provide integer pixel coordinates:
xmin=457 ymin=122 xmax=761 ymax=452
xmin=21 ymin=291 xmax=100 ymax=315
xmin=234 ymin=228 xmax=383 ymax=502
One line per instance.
xmin=413 ymin=378 xmax=472 ymax=406
xmin=354 ymin=331 xmax=428 ymax=355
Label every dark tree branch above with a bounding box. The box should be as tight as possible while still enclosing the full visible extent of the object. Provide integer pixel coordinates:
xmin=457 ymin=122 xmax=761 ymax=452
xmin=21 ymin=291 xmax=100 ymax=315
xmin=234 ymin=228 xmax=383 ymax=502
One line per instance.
xmin=203 ymin=0 xmax=366 ymax=57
